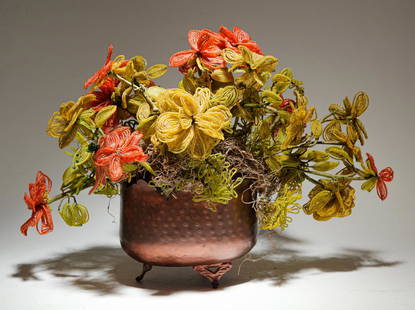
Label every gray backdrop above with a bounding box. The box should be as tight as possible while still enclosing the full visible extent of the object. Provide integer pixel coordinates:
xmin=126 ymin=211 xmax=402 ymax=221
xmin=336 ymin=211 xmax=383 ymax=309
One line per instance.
xmin=1 ymin=0 xmax=414 ymax=309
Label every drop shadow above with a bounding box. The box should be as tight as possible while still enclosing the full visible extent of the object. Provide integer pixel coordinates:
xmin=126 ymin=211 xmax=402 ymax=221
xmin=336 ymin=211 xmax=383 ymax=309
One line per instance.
xmin=10 ymin=232 xmax=401 ymax=296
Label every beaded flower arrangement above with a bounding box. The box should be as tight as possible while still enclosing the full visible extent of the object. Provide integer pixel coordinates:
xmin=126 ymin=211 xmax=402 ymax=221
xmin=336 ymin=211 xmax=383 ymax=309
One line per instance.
xmin=21 ymin=26 xmax=394 ymax=235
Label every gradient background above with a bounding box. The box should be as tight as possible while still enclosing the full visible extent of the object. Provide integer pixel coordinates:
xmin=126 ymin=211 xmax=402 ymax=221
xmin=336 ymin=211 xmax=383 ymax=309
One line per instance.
xmin=1 ymin=0 xmax=414 ymax=309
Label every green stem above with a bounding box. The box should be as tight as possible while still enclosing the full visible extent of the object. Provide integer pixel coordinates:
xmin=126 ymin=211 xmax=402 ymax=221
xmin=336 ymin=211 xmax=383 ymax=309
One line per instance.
xmin=315 ymin=141 xmax=343 ymax=146
xmin=114 ymin=73 xmax=155 ymax=110
xmin=48 ymin=192 xmax=67 ymax=204
xmin=304 ymin=174 xmax=325 ymax=187
xmin=321 ymin=112 xmax=334 ymax=123
xmin=270 ymin=140 xmax=317 ymax=156
xmin=302 ymin=169 xmax=367 ymax=180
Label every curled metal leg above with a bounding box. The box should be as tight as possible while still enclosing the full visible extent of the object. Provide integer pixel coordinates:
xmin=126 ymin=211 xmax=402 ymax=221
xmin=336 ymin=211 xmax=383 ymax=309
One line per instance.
xmin=193 ymin=262 xmax=232 ymax=289
xmin=136 ymin=263 xmax=152 ymax=282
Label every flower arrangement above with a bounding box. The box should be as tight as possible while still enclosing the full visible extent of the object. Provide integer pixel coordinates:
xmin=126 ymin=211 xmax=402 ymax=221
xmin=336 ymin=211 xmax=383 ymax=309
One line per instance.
xmin=21 ymin=26 xmax=394 ymax=236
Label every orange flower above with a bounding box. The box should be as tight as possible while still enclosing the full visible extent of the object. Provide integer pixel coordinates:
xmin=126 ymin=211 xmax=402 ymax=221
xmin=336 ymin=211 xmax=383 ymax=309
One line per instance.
xmin=90 ymin=127 xmax=148 ymax=192
xmin=366 ymin=153 xmax=394 ymax=200
xmin=21 ymin=171 xmax=54 ymax=236
xmin=90 ymin=77 xmax=118 ymax=111
xmin=169 ymin=30 xmax=226 ymax=70
xmin=90 ymin=77 xmax=120 ymax=133
xmin=219 ymin=26 xmax=264 ymax=55
xmin=84 ymin=45 xmax=115 ymax=90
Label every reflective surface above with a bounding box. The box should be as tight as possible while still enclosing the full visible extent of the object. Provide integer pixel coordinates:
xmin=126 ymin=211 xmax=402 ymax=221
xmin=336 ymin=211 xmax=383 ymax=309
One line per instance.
xmin=120 ymin=180 xmax=258 ymax=266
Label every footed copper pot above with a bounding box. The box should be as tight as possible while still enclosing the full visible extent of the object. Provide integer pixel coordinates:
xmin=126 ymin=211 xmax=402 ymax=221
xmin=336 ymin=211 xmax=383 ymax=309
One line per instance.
xmin=120 ymin=180 xmax=258 ymax=288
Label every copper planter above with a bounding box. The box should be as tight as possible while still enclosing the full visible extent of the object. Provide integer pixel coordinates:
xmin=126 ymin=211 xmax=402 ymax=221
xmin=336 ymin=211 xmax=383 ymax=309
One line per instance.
xmin=120 ymin=180 xmax=258 ymax=288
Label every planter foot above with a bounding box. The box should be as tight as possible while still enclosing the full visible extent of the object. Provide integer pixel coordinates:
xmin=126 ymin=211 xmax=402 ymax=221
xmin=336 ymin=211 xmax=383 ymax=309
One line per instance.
xmin=136 ymin=263 xmax=152 ymax=282
xmin=193 ymin=262 xmax=232 ymax=288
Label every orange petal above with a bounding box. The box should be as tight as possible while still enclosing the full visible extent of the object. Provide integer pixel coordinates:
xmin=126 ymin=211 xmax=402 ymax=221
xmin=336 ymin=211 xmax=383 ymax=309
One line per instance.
xmin=379 ymin=167 xmax=394 ymax=182
xmin=366 ymin=153 xmax=378 ymax=174
xmin=37 ymin=206 xmax=54 ymax=235
xmin=89 ymin=166 xmax=107 ymax=194
xmin=376 ymin=179 xmax=388 ymax=200
xmin=239 ymin=42 xmax=264 ymax=55
xmin=201 ymin=56 xmax=226 ymax=69
xmin=108 ymin=156 xmax=124 ymax=182
xmin=233 ymin=26 xmax=251 ymax=42
xmin=188 ymin=30 xmax=204 ymax=50
xmin=169 ymin=50 xmax=195 ymax=67
xmin=219 ymin=25 xmax=237 ymax=43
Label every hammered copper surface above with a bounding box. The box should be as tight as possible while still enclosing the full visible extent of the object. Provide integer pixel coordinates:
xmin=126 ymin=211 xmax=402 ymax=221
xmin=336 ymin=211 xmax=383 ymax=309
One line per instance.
xmin=120 ymin=180 xmax=258 ymax=267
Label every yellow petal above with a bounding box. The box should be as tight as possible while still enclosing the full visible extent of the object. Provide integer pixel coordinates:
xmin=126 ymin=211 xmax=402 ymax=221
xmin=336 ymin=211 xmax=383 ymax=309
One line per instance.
xmin=187 ymin=129 xmax=216 ymax=159
xmin=223 ymin=48 xmax=243 ymax=64
xmin=158 ymin=89 xmax=198 ymax=115
xmin=47 ymin=112 xmax=66 ymax=138
xmin=352 ymin=91 xmax=369 ymax=117
xmin=195 ymin=105 xmax=231 ymax=139
xmin=166 ymin=127 xmax=194 ymax=154
xmin=136 ymin=102 xmax=151 ymax=120
xmin=59 ymin=101 xmax=76 ymax=116
xmin=311 ymin=120 xmax=322 ymax=138
xmin=59 ymin=127 xmax=77 ymax=149
xmin=178 ymin=109 xmax=192 ymax=130
xmin=193 ymin=87 xmax=212 ymax=112
xmin=131 ymin=56 xmax=147 ymax=72
xmin=309 ymin=190 xmax=333 ymax=212
xmin=77 ymin=94 xmax=96 ymax=108
xmin=147 ymin=86 xmax=165 ymax=102
xmin=210 ymin=86 xmax=240 ymax=108
xmin=180 ymin=93 xmax=199 ymax=116
xmin=157 ymin=89 xmax=182 ymax=113
xmin=239 ymin=45 xmax=254 ymax=65
xmin=155 ymin=112 xmax=182 ymax=143
xmin=254 ymin=55 xmax=278 ymax=72
xmin=211 ymin=68 xmax=234 ymax=83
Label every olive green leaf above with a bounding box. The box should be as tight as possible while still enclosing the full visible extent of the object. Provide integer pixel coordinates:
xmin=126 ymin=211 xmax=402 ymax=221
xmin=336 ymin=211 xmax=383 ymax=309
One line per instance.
xmin=94 ymin=183 xmax=119 ymax=197
xmin=62 ymin=165 xmax=82 ymax=186
xmin=140 ymin=162 xmax=156 ymax=176
xmin=147 ymin=64 xmax=168 ymax=79
xmin=78 ymin=109 xmax=96 ymax=133
xmin=326 ymin=146 xmax=353 ymax=164
xmin=261 ymin=90 xmax=283 ymax=107
xmin=123 ymin=163 xmax=139 ymax=173
xmin=312 ymin=161 xmax=339 ymax=171
xmin=300 ymin=150 xmax=330 ymax=162
xmin=361 ymin=177 xmax=377 ymax=192
xmin=73 ymin=145 xmax=91 ymax=166
xmin=95 ymin=105 xmax=117 ymax=128
xmin=311 ymin=120 xmax=322 ymax=138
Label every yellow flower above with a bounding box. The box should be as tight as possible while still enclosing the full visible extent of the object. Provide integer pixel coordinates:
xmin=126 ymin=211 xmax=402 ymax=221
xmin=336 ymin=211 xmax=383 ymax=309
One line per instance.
xmin=323 ymin=120 xmax=362 ymax=161
xmin=259 ymin=185 xmax=301 ymax=230
xmin=303 ymin=179 xmax=356 ymax=221
xmin=328 ymin=91 xmax=369 ymax=145
xmin=223 ymin=46 xmax=278 ymax=89
xmin=154 ymin=88 xmax=232 ymax=159
xmin=47 ymin=94 xmax=95 ymax=148
xmin=282 ymin=91 xmax=315 ymax=148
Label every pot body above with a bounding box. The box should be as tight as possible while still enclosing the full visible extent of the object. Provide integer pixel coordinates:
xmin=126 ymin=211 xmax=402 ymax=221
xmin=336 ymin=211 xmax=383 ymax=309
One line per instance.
xmin=120 ymin=180 xmax=258 ymax=267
